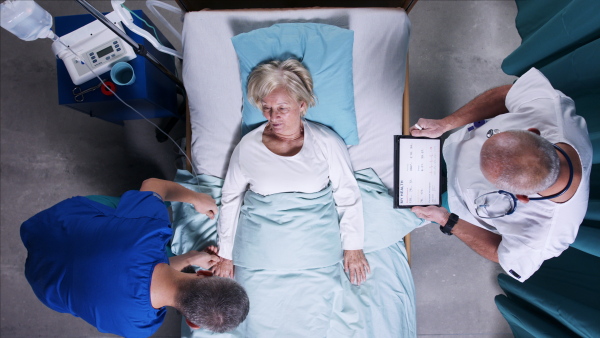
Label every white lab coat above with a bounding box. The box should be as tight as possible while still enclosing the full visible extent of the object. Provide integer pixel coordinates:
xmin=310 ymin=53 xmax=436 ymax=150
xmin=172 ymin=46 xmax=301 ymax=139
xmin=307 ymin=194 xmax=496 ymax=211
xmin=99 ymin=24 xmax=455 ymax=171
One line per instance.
xmin=443 ymin=68 xmax=592 ymax=281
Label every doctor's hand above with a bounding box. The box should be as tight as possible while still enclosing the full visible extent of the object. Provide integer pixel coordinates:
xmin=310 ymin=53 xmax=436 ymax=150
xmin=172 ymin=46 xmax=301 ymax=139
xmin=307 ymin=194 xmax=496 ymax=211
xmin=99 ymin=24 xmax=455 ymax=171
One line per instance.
xmin=344 ymin=250 xmax=370 ymax=286
xmin=410 ymin=118 xmax=447 ymax=138
xmin=191 ymin=192 xmax=218 ymax=220
xmin=212 ymin=258 xmax=234 ymax=278
xmin=411 ymin=205 xmax=451 ymax=225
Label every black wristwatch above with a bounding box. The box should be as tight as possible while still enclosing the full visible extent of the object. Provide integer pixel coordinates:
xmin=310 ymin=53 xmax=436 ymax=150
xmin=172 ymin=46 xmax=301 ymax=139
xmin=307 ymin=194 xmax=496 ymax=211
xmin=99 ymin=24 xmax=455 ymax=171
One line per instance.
xmin=440 ymin=213 xmax=459 ymax=236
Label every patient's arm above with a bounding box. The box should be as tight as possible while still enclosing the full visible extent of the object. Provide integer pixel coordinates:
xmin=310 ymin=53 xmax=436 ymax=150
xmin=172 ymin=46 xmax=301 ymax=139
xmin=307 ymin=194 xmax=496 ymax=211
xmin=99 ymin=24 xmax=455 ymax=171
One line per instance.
xmin=218 ymin=146 xmax=250 ymax=262
xmin=140 ymin=178 xmax=218 ymax=219
xmin=319 ymin=126 xmax=365 ymax=254
xmin=318 ymin=125 xmax=370 ymax=285
xmin=410 ymin=85 xmax=512 ymax=138
xmin=326 ymin=140 xmax=371 ymax=285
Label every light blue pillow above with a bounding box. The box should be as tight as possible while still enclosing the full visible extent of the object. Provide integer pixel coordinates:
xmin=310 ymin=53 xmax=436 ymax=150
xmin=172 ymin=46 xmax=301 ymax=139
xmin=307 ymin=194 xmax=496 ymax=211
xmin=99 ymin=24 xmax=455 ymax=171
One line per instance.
xmin=231 ymin=23 xmax=359 ymax=145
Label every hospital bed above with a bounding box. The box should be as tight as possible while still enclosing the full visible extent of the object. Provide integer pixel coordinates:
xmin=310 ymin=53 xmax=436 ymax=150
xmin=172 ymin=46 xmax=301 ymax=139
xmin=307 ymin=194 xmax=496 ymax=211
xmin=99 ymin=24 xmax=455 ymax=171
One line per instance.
xmin=167 ymin=0 xmax=422 ymax=336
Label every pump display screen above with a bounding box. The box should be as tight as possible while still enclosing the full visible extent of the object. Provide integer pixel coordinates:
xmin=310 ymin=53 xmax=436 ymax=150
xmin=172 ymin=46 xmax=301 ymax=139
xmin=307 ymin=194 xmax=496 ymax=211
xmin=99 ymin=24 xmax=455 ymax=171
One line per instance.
xmin=96 ymin=45 xmax=114 ymax=58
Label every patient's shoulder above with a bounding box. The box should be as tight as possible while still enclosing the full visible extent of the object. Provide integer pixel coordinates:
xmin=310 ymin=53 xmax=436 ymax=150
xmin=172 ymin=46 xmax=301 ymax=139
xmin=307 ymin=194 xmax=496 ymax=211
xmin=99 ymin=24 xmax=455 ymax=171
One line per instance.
xmin=306 ymin=120 xmax=344 ymax=142
xmin=238 ymin=123 xmax=268 ymax=148
xmin=306 ymin=120 xmax=349 ymax=158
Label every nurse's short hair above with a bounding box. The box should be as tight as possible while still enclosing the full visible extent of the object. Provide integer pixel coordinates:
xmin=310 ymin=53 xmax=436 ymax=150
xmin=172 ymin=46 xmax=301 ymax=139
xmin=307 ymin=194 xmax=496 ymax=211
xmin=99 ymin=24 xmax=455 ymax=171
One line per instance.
xmin=176 ymin=276 xmax=250 ymax=333
xmin=247 ymin=59 xmax=316 ymax=116
xmin=480 ymin=130 xmax=560 ymax=195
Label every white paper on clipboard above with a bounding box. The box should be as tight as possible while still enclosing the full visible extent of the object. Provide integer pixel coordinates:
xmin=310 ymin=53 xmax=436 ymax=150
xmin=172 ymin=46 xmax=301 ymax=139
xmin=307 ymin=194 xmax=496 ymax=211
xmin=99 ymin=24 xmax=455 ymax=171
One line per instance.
xmin=394 ymin=136 xmax=442 ymax=207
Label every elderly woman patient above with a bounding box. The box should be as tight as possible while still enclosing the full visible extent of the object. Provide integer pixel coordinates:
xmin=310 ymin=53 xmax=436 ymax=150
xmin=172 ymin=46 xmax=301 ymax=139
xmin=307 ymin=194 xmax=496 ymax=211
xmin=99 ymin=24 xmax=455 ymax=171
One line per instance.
xmin=213 ymin=59 xmax=370 ymax=285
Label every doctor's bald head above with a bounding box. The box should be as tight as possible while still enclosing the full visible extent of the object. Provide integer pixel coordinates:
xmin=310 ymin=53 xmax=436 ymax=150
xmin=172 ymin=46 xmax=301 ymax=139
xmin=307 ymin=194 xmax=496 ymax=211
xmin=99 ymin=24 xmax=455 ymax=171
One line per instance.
xmin=480 ymin=130 xmax=560 ymax=195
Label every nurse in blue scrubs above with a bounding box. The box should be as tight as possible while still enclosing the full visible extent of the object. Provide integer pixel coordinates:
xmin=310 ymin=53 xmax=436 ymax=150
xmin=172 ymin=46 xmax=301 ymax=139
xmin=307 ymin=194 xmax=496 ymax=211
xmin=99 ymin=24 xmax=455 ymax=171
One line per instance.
xmin=20 ymin=178 xmax=250 ymax=337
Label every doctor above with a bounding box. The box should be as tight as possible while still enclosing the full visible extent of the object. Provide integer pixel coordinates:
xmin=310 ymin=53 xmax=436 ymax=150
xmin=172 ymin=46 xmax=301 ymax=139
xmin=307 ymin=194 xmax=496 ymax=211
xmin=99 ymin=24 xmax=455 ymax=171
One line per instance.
xmin=409 ymin=68 xmax=592 ymax=282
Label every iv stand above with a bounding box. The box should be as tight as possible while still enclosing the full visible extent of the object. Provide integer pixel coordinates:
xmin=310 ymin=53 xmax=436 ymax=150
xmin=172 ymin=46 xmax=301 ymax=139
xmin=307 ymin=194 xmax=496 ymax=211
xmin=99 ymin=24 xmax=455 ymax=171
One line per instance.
xmin=74 ymin=0 xmax=184 ymax=90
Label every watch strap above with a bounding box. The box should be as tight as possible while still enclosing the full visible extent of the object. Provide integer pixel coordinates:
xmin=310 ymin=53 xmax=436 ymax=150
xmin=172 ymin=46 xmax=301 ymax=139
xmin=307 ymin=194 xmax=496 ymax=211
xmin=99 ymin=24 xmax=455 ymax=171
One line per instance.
xmin=440 ymin=213 xmax=459 ymax=235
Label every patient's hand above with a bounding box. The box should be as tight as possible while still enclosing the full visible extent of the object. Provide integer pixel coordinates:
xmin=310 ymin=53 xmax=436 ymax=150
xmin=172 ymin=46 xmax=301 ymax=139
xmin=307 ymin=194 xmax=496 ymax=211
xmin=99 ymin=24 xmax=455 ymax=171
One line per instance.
xmin=192 ymin=192 xmax=219 ymax=220
xmin=212 ymin=258 xmax=234 ymax=278
xmin=344 ymin=250 xmax=370 ymax=286
xmin=410 ymin=118 xmax=447 ymax=138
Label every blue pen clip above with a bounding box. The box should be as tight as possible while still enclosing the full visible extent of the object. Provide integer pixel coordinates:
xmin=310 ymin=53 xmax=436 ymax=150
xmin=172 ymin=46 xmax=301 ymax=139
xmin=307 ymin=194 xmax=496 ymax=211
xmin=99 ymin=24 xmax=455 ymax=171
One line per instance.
xmin=467 ymin=120 xmax=487 ymax=132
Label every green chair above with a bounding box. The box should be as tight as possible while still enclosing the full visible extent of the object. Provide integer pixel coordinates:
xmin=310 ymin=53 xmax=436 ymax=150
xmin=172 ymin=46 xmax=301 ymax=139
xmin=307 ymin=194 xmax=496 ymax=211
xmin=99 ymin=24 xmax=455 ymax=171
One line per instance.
xmin=495 ymin=0 xmax=600 ymax=336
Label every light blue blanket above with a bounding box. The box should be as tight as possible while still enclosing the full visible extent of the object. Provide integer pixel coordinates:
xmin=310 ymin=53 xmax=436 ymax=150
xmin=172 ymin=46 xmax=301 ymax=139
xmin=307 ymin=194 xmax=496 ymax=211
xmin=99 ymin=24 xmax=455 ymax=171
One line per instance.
xmin=171 ymin=168 xmax=422 ymax=337
xmin=233 ymin=183 xmax=343 ymax=270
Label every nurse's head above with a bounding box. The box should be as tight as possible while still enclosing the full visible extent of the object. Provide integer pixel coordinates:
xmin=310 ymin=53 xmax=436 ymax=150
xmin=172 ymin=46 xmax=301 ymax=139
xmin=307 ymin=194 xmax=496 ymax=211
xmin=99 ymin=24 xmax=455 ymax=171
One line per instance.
xmin=480 ymin=129 xmax=560 ymax=196
xmin=175 ymin=269 xmax=250 ymax=333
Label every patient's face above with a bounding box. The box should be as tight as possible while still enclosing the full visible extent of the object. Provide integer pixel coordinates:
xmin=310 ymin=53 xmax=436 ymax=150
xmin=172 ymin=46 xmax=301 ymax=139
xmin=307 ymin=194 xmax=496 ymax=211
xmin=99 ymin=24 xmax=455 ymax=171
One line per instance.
xmin=261 ymin=87 xmax=305 ymax=135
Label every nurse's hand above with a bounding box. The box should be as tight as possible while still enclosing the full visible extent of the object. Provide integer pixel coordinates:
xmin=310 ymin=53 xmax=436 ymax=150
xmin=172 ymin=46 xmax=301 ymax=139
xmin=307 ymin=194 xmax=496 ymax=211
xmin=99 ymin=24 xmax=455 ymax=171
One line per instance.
xmin=188 ymin=250 xmax=221 ymax=269
xmin=212 ymin=258 xmax=234 ymax=278
xmin=411 ymin=205 xmax=451 ymax=225
xmin=410 ymin=118 xmax=447 ymax=138
xmin=344 ymin=250 xmax=370 ymax=285
xmin=204 ymin=245 xmax=219 ymax=256
xmin=168 ymin=250 xmax=220 ymax=271
xmin=192 ymin=192 xmax=218 ymax=220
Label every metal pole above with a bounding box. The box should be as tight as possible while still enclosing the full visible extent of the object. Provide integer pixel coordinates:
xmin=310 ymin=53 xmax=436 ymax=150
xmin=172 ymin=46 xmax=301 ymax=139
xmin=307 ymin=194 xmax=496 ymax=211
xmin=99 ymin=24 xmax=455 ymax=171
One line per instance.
xmin=74 ymin=0 xmax=184 ymax=89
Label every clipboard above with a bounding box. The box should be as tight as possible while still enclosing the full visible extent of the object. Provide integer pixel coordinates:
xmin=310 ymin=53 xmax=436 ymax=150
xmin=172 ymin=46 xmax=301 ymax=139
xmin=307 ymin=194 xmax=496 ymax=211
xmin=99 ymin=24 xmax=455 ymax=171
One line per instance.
xmin=394 ymin=135 xmax=442 ymax=208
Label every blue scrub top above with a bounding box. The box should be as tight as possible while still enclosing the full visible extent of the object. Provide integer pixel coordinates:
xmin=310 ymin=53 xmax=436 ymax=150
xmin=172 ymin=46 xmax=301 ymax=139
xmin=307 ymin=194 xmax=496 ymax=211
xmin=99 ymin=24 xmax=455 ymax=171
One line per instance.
xmin=21 ymin=190 xmax=172 ymax=338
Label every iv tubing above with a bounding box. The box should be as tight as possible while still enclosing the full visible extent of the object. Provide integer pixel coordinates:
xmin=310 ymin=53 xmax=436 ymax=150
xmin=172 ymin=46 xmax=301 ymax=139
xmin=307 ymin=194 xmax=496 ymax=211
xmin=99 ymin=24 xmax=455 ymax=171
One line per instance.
xmin=122 ymin=4 xmax=164 ymax=47
xmin=145 ymin=0 xmax=183 ymax=45
xmin=76 ymin=0 xmax=184 ymax=89
xmin=56 ymin=37 xmax=201 ymax=187
xmin=108 ymin=1 xmax=183 ymax=59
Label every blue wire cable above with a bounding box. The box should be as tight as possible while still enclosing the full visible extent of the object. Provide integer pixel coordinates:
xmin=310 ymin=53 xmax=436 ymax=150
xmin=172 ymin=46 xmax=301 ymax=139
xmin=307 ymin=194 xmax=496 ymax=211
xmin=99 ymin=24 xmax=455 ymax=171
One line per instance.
xmin=121 ymin=4 xmax=164 ymax=47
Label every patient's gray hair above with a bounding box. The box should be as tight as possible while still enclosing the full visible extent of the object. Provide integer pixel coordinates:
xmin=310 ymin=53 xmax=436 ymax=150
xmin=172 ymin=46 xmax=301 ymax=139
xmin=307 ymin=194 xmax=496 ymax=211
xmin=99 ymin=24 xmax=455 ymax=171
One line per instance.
xmin=176 ymin=276 xmax=250 ymax=333
xmin=247 ymin=59 xmax=316 ymax=116
xmin=480 ymin=130 xmax=560 ymax=195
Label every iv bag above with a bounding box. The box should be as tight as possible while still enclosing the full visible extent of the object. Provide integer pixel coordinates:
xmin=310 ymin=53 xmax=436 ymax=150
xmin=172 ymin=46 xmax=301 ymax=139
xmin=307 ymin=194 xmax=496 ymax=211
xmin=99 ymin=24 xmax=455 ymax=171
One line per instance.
xmin=0 ymin=0 xmax=56 ymax=41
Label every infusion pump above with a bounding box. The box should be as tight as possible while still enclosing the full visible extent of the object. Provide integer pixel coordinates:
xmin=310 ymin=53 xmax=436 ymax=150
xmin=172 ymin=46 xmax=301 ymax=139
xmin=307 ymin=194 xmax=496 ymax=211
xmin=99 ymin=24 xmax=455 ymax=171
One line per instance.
xmin=52 ymin=11 xmax=136 ymax=85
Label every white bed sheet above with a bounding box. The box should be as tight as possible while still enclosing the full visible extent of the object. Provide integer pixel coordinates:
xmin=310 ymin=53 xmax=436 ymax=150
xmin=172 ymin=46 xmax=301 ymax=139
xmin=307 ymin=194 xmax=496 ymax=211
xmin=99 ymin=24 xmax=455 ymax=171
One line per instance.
xmin=182 ymin=8 xmax=410 ymax=190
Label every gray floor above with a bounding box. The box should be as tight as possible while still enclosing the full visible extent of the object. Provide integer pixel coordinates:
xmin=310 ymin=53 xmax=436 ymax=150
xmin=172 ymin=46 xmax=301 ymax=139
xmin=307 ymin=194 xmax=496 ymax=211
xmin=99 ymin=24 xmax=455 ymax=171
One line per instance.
xmin=408 ymin=1 xmax=520 ymax=337
xmin=0 ymin=1 xmax=521 ymax=337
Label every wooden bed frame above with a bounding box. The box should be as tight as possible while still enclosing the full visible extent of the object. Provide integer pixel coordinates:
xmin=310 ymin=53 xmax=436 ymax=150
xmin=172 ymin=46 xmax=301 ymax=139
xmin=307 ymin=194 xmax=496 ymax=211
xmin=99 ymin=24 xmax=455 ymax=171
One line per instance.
xmin=175 ymin=0 xmax=417 ymax=12
xmin=177 ymin=0 xmax=417 ymax=265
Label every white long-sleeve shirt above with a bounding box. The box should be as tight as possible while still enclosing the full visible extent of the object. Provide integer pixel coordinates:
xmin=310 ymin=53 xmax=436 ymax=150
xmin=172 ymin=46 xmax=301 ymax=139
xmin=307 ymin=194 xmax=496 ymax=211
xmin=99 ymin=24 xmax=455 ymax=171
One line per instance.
xmin=218 ymin=120 xmax=364 ymax=260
